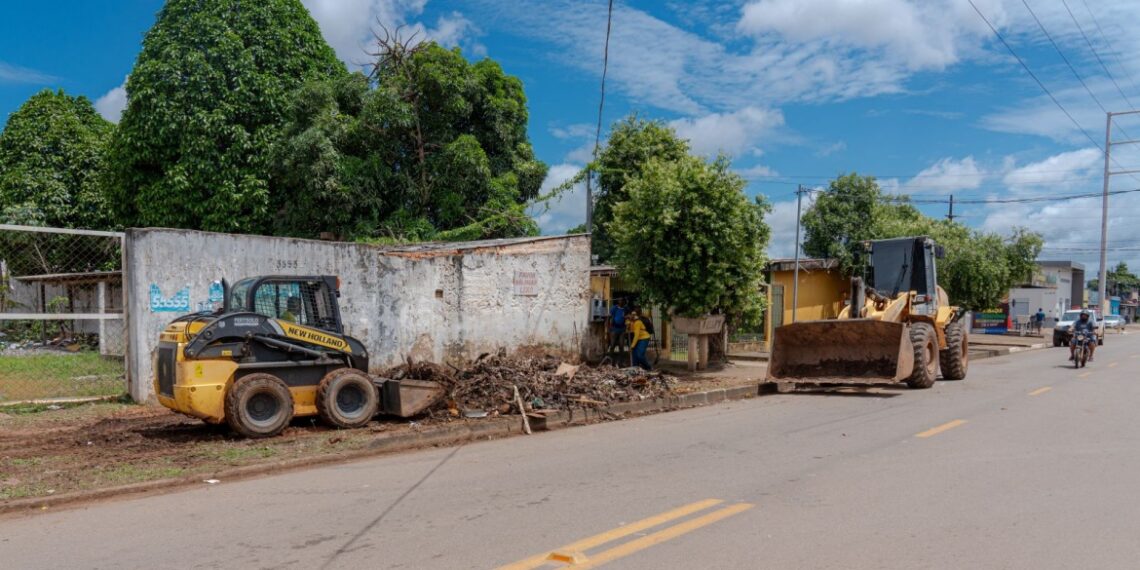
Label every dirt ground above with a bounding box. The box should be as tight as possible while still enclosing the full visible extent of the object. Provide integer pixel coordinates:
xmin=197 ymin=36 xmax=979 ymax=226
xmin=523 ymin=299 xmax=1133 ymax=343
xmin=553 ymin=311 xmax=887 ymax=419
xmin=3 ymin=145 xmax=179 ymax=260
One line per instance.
xmin=0 ymin=364 xmax=761 ymax=503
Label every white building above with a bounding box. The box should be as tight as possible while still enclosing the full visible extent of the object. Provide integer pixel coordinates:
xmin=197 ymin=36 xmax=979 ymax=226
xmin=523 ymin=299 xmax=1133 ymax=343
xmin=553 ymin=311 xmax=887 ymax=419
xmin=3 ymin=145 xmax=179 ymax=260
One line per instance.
xmin=1008 ymin=261 xmax=1086 ymax=326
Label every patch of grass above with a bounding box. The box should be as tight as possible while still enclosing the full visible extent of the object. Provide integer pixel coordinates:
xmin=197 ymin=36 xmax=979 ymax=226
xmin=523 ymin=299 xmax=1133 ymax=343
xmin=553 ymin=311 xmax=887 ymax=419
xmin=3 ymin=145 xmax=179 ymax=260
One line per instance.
xmin=89 ymin=463 xmax=187 ymax=487
xmin=5 ymin=457 xmax=43 ymax=468
xmin=0 ymin=352 xmax=125 ymax=401
xmin=0 ymin=482 xmax=53 ymax=501
xmin=209 ymin=445 xmax=280 ymax=463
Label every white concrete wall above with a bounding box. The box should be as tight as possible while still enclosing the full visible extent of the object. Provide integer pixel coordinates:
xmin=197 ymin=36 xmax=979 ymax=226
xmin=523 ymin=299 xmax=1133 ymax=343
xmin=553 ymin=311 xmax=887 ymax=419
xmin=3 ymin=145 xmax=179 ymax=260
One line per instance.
xmin=124 ymin=229 xmax=590 ymax=402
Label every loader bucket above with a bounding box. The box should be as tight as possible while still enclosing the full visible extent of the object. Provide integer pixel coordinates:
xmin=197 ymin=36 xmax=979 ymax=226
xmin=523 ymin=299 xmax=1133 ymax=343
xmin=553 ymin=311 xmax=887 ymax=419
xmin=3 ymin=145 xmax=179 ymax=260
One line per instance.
xmin=767 ymin=320 xmax=915 ymax=384
xmin=378 ymin=378 xmax=445 ymax=417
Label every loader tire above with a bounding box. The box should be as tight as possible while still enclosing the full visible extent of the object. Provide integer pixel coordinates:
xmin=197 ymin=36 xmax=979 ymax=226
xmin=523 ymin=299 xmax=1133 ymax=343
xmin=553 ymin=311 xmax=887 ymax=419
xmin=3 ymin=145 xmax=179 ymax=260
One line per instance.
xmin=226 ymin=373 xmax=294 ymax=438
xmin=317 ymin=368 xmax=378 ymax=429
xmin=939 ymin=321 xmax=968 ymax=381
xmin=906 ymin=323 xmax=939 ymax=389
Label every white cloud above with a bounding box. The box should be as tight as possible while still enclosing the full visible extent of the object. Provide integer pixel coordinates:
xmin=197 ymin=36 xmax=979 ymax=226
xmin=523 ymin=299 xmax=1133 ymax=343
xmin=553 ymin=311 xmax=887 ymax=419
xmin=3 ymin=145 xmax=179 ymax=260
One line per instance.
xmin=766 ymin=196 xmax=816 ymax=259
xmin=966 ymin=147 xmax=1140 ymax=271
xmin=737 ymin=0 xmax=1004 ymax=71
xmin=816 ymin=141 xmax=846 ymax=157
xmin=737 ymin=164 xmax=778 ymax=179
xmin=94 ymin=80 xmax=127 ymax=123
xmin=669 ymin=106 xmax=784 ymax=157
xmin=0 ymin=61 xmax=56 ymax=84
xmin=529 ymin=163 xmax=586 ymax=235
xmin=302 ymin=0 xmax=480 ymax=67
xmin=1002 ymin=148 xmax=1101 ymax=192
xmin=902 ymin=156 xmax=986 ymax=194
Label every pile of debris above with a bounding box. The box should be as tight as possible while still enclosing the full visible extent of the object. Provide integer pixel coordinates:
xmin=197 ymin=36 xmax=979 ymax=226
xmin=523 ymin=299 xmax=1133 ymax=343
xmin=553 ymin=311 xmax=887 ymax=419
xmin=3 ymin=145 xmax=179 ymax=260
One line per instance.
xmin=384 ymin=352 xmax=675 ymax=418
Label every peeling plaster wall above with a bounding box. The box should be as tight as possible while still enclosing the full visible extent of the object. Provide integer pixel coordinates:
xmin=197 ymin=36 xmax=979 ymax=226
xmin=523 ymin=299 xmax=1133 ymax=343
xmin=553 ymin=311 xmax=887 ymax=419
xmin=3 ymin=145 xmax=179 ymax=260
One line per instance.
xmin=124 ymin=229 xmax=590 ymax=402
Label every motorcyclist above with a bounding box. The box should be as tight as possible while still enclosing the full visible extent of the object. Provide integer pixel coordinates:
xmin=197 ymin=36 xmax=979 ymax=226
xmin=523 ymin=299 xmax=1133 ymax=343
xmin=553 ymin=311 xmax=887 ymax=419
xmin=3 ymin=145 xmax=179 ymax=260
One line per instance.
xmin=1069 ymin=310 xmax=1097 ymax=362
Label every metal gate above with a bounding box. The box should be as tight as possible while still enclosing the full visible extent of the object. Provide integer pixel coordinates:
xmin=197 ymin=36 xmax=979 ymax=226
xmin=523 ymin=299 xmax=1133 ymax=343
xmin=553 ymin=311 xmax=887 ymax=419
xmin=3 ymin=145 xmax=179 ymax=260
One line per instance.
xmin=771 ymin=284 xmax=785 ymax=329
xmin=0 ymin=224 xmax=126 ymax=402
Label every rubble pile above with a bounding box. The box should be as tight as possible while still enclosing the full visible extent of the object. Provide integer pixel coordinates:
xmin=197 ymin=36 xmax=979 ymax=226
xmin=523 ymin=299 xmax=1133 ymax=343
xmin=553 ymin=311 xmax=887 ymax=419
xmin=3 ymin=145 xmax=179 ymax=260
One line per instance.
xmin=384 ymin=353 xmax=675 ymax=417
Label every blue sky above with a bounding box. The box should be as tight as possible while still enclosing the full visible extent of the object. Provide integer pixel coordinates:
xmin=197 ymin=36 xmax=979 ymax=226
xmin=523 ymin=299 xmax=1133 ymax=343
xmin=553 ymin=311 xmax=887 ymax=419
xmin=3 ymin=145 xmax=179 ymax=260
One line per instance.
xmin=3 ymin=0 xmax=1140 ymax=270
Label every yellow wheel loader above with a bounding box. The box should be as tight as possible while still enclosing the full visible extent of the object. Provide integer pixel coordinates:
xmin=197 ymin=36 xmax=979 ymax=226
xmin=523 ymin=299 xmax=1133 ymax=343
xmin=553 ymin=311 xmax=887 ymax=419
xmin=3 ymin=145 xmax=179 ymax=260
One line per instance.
xmin=154 ymin=275 xmax=444 ymax=437
xmin=767 ymin=237 xmax=969 ymax=392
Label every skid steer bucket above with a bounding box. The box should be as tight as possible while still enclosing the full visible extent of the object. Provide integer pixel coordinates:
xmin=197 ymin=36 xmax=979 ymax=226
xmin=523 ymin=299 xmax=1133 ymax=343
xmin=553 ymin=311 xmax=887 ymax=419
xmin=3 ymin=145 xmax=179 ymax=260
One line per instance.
xmin=767 ymin=320 xmax=915 ymax=384
xmin=378 ymin=378 xmax=446 ymax=417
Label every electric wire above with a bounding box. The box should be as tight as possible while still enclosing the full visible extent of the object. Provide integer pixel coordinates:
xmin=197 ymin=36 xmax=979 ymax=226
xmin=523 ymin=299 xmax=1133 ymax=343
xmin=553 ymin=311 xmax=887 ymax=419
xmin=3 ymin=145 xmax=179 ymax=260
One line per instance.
xmin=1061 ymin=0 xmax=1135 ymax=110
xmin=1079 ymin=0 xmax=1140 ymax=96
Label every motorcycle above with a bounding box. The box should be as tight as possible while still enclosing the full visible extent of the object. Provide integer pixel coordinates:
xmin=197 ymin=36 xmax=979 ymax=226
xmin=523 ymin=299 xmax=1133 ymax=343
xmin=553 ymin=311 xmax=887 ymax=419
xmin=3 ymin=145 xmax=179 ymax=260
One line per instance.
xmin=1072 ymin=332 xmax=1092 ymax=369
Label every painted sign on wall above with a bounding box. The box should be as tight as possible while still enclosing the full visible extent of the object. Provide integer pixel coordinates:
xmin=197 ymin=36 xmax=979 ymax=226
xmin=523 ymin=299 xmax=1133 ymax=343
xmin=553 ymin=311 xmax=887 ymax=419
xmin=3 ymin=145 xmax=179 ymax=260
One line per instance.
xmin=149 ymin=284 xmax=191 ymax=313
xmin=512 ymin=271 xmax=539 ymax=296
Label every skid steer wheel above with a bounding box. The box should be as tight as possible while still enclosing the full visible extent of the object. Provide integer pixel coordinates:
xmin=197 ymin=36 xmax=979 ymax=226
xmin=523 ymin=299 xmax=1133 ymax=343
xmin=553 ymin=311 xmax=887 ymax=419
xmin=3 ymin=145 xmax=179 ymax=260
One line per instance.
xmin=226 ymin=373 xmax=294 ymax=438
xmin=939 ymin=321 xmax=968 ymax=381
xmin=906 ymin=323 xmax=939 ymax=389
xmin=317 ymin=368 xmax=379 ymax=429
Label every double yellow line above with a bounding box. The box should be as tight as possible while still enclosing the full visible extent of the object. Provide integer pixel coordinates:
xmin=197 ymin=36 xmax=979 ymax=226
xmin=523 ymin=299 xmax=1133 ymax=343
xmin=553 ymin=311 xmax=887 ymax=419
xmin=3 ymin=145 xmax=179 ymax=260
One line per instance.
xmin=497 ymin=498 xmax=753 ymax=569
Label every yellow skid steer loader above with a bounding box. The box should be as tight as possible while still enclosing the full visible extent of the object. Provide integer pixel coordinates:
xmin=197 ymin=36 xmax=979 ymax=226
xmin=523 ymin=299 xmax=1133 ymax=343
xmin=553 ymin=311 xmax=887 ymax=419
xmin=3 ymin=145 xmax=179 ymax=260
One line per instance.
xmin=154 ymin=275 xmax=443 ymax=437
xmin=768 ymin=237 xmax=969 ymax=392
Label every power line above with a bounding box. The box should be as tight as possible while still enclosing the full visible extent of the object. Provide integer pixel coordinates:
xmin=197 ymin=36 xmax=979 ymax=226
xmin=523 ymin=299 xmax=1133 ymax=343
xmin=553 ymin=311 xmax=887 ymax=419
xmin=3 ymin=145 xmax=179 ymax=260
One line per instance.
xmin=967 ymin=0 xmax=1106 ymax=152
xmin=1080 ymin=0 xmax=1140 ymax=96
xmin=1021 ymin=0 xmax=1110 ymax=116
xmin=584 ymin=0 xmax=614 ymax=237
xmin=1061 ymin=0 xmax=1135 ymax=110
xmin=804 ymin=186 xmax=1140 ymax=205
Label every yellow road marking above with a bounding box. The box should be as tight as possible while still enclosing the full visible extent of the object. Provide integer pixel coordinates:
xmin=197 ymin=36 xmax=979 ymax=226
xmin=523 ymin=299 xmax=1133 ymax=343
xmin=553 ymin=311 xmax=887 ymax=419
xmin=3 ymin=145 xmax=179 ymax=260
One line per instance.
xmin=496 ymin=499 xmax=723 ymax=570
xmin=1079 ymin=371 xmax=1092 ymax=378
xmin=1109 ymin=361 xmax=1119 ymax=368
xmin=915 ymin=419 xmax=967 ymax=438
xmin=1028 ymin=387 xmax=1052 ymax=396
xmin=573 ymin=503 xmax=755 ymax=570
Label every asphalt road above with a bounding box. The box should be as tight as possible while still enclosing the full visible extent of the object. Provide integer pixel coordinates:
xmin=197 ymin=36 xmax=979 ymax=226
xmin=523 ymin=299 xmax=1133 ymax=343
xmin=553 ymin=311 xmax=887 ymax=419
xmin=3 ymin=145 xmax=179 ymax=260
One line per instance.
xmin=3 ymin=332 xmax=1139 ymax=569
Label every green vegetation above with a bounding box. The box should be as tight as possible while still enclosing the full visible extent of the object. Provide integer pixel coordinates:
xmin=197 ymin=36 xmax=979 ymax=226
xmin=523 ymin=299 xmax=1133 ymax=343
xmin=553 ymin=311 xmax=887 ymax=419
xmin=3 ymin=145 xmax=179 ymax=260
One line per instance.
xmin=104 ymin=0 xmax=346 ymax=234
xmin=590 ymin=116 xmax=690 ymax=262
xmin=272 ymin=38 xmax=547 ymax=242
xmin=608 ymin=154 xmax=771 ymax=328
xmin=801 ymin=173 xmax=1044 ymax=310
xmin=0 ymin=352 xmax=125 ymax=401
xmin=0 ymin=89 xmax=114 ymax=229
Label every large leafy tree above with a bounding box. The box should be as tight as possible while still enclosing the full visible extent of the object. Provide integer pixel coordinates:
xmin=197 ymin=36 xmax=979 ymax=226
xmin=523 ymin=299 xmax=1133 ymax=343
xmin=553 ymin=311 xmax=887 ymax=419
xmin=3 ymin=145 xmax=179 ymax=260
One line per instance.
xmin=272 ymin=37 xmax=547 ymax=241
xmin=590 ymin=116 xmax=690 ymax=262
xmin=0 ymin=89 xmax=113 ymax=229
xmin=105 ymin=0 xmax=346 ymax=234
xmin=608 ymin=155 xmax=771 ymax=327
xmin=802 ymin=173 xmax=1044 ymax=310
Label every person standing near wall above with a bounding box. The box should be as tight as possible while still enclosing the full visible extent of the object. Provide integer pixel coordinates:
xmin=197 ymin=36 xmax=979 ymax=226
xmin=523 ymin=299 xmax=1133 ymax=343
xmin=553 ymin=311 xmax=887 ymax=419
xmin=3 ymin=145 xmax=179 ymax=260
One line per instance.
xmin=628 ymin=307 xmax=652 ymax=370
xmin=1035 ymin=307 xmax=1045 ymax=334
xmin=608 ymin=298 xmax=627 ymax=354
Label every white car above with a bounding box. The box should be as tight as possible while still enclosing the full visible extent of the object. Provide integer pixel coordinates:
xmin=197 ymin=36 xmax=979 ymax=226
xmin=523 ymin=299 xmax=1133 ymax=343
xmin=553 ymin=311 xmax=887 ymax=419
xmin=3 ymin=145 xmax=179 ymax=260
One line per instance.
xmin=1053 ymin=309 xmax=1105 ymax=347
xmin=1103 ymin=314 xmax=1126 ymax=332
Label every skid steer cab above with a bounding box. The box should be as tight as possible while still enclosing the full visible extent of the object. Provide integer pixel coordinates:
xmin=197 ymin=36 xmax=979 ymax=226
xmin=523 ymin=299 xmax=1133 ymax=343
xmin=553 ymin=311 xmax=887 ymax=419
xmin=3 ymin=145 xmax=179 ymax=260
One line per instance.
xmin=154 ymin=275 xmax=443 ymax=437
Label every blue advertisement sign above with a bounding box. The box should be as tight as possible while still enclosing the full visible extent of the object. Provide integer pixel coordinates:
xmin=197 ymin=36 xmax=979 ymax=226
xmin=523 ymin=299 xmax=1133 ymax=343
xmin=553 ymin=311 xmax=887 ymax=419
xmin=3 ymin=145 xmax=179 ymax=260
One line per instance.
xmin=150 ymin=284 xmax=191 ymax=313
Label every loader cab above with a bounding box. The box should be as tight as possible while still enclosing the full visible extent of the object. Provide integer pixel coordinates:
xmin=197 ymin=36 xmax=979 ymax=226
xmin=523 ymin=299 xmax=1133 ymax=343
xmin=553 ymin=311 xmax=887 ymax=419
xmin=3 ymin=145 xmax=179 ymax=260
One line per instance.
xmin=226 ymin=275 xmax=344 ymax=334
xmin=867 ymin=237 xmax=940 ymax=310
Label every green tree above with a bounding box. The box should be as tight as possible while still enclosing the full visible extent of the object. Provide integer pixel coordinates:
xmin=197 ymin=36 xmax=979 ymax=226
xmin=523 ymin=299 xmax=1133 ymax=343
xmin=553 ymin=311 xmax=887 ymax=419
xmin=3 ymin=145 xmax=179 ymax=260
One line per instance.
xmin=608 ymin=155 xmax=771 ymax=327
xmin=801 ymin=173 xmax=1044 ymax=310
xmin=801 ymin=173 xmax=881 ymax=271
xmin=0 ymin=89 xmax=113 ymax=229
xmin=591 ymin=116 xmax=690 ymax=262
xmin=272 ymin=38 xmax=547 ymax=241
xmin=104 ymin=0 xmax=346 ymax=234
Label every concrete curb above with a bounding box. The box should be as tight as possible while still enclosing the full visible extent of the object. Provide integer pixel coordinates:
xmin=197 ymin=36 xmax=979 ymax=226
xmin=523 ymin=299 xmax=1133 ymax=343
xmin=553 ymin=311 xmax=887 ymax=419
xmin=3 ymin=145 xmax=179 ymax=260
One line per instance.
xmin=0 ymin=383 xmax=763 ymax=517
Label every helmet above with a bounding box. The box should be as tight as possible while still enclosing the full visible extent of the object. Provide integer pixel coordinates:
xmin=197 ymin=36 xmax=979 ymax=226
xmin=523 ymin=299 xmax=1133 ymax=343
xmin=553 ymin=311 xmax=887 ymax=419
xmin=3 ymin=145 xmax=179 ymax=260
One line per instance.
xmin=1080 ymin=309 xmax=1090 ymax=316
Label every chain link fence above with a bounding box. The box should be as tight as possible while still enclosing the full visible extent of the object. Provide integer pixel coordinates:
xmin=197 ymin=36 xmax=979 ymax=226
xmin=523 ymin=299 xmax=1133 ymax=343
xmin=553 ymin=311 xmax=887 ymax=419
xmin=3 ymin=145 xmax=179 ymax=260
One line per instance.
xmin=0 ymin=225 xmax=126 ymax=402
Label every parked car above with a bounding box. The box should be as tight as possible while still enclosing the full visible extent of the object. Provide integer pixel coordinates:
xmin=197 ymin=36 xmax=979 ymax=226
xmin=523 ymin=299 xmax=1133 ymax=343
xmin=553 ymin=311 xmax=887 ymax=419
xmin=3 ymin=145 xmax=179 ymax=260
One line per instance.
xmin=1103 ymin=314 xmax=1126 ymax=333
xmin=1053 ymin=309 xmax=1106 ymax=347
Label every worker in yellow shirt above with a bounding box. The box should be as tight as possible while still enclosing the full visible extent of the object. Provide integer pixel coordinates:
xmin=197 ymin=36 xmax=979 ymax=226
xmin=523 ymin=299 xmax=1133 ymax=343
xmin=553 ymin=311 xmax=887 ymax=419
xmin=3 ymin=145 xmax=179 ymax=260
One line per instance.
xmin=627 ymin=307 xmax=652 ymax=370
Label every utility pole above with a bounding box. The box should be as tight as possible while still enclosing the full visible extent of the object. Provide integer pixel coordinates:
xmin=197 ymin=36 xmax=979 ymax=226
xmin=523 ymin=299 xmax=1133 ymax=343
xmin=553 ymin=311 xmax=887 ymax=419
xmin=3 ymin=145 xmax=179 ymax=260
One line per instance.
xmin=792 ymin=185 xmax=805 ymax=323
xmin=1098 ymin=110 xmax=1140 ymax=316
xmin=947 ymin=194 xmax=956 ymax=222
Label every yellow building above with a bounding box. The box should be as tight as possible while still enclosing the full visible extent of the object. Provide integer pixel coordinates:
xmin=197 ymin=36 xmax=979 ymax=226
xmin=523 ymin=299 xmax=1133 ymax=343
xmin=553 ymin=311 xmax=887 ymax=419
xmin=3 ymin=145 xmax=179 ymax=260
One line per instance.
xmin=765 ymin=258 xmax=849 ymax=350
